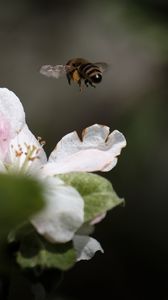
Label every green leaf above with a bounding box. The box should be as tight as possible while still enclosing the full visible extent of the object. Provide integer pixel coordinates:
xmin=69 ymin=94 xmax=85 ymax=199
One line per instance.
xmin=16 ymin=231 xmax=76 ymax=271
xmin=0 ymin=173 xmax=44 ymax=235
xmin=58 ymin=172 xmax=124 ymax=222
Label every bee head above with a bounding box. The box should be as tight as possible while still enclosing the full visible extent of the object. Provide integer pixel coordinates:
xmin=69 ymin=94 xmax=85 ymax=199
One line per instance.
xmin=91 ymin=73 xmax=102 ymax=84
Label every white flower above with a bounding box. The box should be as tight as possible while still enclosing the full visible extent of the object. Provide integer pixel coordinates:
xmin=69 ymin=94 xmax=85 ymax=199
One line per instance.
xmin=0 ymin=88 xmax=84 ymax=243
xmin=0 ymin=87 xmax=126 ymax=260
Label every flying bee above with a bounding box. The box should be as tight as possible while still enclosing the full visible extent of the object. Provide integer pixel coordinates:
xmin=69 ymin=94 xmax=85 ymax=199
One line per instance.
xmin=40 ymin=58 xmax=108 ymax=91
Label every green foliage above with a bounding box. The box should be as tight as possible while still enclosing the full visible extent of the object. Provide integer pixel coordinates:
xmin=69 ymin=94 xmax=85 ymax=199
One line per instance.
xmin=0 ymin=173 xmax=44 ymax=235
xmin=0 ymin=172 xmax=123 ymax=272
xmin=16 ymin=230 xmax=76 ymax=271
xmin=59 ymin=172 xmax=124 ymax=222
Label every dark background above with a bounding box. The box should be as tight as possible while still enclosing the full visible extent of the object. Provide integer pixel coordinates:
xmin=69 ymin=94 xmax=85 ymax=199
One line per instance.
xmin=0 ymin=0 xmax=168 ymax=299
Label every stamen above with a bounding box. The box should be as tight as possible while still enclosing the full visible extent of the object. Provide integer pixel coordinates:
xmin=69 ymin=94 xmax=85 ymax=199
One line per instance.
xmin=37 ymin=136 xmax=46 ymax=146
xmin=15 ymin=150 xmax=23 ymax=157
xmin=6 ymin=136 xmax=46 ymax=173
xmin=11 ymin=143 xmax=42 ymax=172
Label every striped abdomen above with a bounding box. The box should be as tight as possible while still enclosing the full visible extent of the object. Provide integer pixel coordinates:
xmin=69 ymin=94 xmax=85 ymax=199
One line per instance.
xmin=79 ymin=63 xmax=102 ymax=84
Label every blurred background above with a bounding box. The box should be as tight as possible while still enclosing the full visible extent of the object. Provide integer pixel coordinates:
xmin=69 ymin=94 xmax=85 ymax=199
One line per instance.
xmin=0 ymin=0 xmax=168 ymax=299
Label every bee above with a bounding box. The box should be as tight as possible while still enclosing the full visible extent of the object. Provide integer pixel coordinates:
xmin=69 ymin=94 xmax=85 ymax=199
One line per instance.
xmin=40 ymin=58 xmax=108 ymax=91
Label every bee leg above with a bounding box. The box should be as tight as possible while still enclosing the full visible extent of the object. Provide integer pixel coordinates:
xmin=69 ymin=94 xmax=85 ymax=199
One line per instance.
xmin=84 ymin=79 xmax=89 ymax=87
xmin=88 ymin=81 xmax=96 ymax=88
xmin=66 ymin=73 xmax=71 ymax=85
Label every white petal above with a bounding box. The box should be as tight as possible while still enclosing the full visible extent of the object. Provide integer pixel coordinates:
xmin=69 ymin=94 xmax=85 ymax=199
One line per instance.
xmin=31 ymin=176 xmax=84 ymax=243
xmin=7 ymin=124 xmax=47 ymax=173
xmin=0 ymin=113 xmax=12 ymax=160
xmin=42 ymin=124 xmax=126 ymax=175
xmin=0 ymin=88 xmax=25 ymax=137
xmin=73 ymin=235 xmax=104 ymax=261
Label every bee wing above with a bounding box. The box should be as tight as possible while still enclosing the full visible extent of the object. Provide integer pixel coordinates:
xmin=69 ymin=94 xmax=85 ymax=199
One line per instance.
xmin=94 ymin=62 xmax=109 ymax=73
xmin=40 ymin=64 xmax=68 ymax=79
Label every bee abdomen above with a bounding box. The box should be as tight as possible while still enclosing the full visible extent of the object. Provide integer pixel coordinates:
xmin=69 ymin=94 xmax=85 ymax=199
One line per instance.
xmin=79 ymin=63 xmax=103 ymax=84
xmin=79 ymin=64 xmax=101 ymax=76
xmin=86 ymin=68 xmax=101 ymax=76
xmin=79 ymin=63 xmax=93 ymax=73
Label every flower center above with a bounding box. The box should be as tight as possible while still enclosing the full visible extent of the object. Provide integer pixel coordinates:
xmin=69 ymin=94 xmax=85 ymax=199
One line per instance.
xmin=6 ymin=137 xmax=46 ymax=173
xmin=20 ymin=143 xmax=40 ymax=171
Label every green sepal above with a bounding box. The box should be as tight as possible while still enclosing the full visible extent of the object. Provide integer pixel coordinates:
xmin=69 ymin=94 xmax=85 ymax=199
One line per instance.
xmin=58 ymin=172 xmax=124 ymax=222
xmin=16 ymin=230 xmax=76 ymax=271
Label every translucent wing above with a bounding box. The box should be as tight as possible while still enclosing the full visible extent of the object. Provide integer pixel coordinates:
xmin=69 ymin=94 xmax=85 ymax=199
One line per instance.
xmin=94 ymin=62 xmax=109 ymax=73
xmin=40 ymin=64 xmax=68 ymax=79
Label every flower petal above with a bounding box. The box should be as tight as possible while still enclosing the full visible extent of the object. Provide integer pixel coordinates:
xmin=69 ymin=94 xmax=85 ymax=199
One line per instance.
xmin=0 ymin=113 xmax=12 ymax=160
xmin=42 ymin=124 xmax=126 ymax=175
xmin=7 ymin=124 xmax=47 ymax=173
xmin=73 ymin=235 xmax=104 ymax=261
xmin=31 ymin=177 xmax=84 ymax=243
xmin=0 ymin=88 xmax=25 ymax=136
